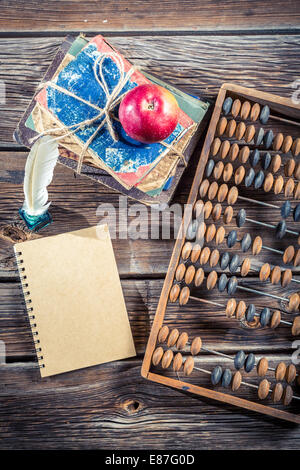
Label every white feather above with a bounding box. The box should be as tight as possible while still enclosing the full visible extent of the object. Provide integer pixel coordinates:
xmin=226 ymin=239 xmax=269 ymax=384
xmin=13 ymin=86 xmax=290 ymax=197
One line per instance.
xmin=22 ymin=136 xmax=59 ymax=216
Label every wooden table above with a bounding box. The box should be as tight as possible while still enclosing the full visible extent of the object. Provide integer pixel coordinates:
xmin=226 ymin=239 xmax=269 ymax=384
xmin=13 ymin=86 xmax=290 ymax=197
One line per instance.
xmin=1 ymin=0 xmax=300 ymax=450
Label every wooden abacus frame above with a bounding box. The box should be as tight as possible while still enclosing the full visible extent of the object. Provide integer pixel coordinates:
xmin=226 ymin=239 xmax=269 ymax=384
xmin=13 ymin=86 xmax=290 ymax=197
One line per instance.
xmin=141 ymin=83 xmax=300 ymax=424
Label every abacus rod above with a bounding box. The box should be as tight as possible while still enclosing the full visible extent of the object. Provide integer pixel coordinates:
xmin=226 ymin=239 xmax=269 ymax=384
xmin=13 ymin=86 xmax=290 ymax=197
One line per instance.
xmin=238 ymin=195 xmax=280 ymax=210
xmin=270 ymin=114 xmax=300 ymax=127
xmin=237 ymin=285 xmax=289 ymax=302
xmin=262 ymin=245 xmax=284 ymax=255
xmin=189 ymin=295 xmax=225 ymax=308
xmin=245 ymin=216 xmax=298 ymax=237
xmin=201 ymin=346 xmax=232 ymax=360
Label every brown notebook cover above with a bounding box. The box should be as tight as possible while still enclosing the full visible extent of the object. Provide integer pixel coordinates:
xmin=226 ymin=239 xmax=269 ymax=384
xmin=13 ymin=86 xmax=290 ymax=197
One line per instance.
xmin=14 ymin=225 xmax=136 ymax=377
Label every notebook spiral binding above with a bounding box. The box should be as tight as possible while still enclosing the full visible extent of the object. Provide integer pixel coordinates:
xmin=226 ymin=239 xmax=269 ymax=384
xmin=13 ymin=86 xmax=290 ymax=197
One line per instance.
xmin=15 ymin=250 xmax=45 ymax=370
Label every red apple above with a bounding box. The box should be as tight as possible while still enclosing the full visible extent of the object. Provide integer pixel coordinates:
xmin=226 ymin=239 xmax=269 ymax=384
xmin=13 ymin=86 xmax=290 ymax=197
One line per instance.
xmin=119 ymin=84 xmax=179 ymax=144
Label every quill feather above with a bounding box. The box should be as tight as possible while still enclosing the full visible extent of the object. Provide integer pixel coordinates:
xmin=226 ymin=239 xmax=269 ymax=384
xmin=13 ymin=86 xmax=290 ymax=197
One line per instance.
xmin=22 ymin=136 xmax=59 ymax=216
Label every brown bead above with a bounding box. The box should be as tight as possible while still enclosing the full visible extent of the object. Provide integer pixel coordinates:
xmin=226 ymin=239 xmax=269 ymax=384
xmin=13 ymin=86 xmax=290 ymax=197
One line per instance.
xmin=292 ymin=137 xmax=300 ymax=157
xmin=292 ymin=316 xmax=300 ymax=336
xmin=197 ymin=221 xmax=206 ymax=241
xmin=169 ymin=284 xmax=180 ymax=302
xmin=281 ymin=269 xmax=292 ymax=287
xmin=263 ymin=172 xmax=274 ymax=192
xmin=179 ymin=286 xmax=190 ymax=306
xmin=176 ymin=332 xmax=189 ymax=350
xmin=215 ymin=226 xmax=226 ymax=245
xmin=226 ymin=298 xmax=237 ymax=318
xmin=295 ymin=249 xmax=300 ymax=268
xmin=235 ymin=165 xmax=245 ymax=185
xmin=244 ymin=125 xmax=256 ymax=143
xmin=235 ymin=121 xmax=246 ymax=140
xmin=152 ymin=347 xmax=164 ymax=366
xmin=213 ymin=161 xmax=224 ymax=180
xmin=270 ymin=310 xmax=281 ymax=329
xmin=271 ymin=154 xmax=281 ymax=173
xmin=212 ymin=203 xmax=222 ymax=221
xmin=175 ymin=263 xmax=186 ymax=281
xmin=226 ymin=119 xmax=237 ymax=138
xmin=295 ymin=181 xmax=300 ymax=199
xmin=240 ymin=101 xmax=251 ymax=119
xmin=208 ymin=181 xmax=219 ymax=200
xmin=285 ymin=178 xmax=295 ymax=197
xmin=199 ymin=179 xmax=210 ymax=198
xmin=184 ymin=356 xmax=194 ymax=376
xmin=241 ymin=258 xmax=251 ymax=277
xmin=282 ymin=135 xmax=293 ymax=153
xmin=270 ymin=266 xmax=281 ymax=284
xmin=285 ymin=364 xmax=296 ymax=384
xmin=232 ymin=371 xmax=242 ymax=391
xmin=173 ymin=352 xmax=183 ymax=372
xmin=168 ymin=329 xmax=179 ymax=347
xmin=158 ymin=326 xmax=169 ymax=344
xmin=194 ymin=268 xmax=205 ymax=287
xmin=219 ymin=140 xmax=231 ymax=159
xmin=223 ymin=206 xmax=233 ymax=224
xmin=273 ymin=133 xmax=284 ymax=151
xmin=283 ymin=385 xmax=293 ymax=406
xmin=238 ymin=145 xmax=250 ymax=163
xmin=204 ymin=200 xmax=213 ymax=219
xmin=236 ymin=300 xmax=246 ymax=319
xmin=182 ymin=241 xmax=193 ymax=260
xmin=199 ymin=246 xmax=210 ymax=265
xmin=194 ymin=199 xmax=204 ymax=218
xmin=185 ymin=265 xmax=195 ymax=285
xmin=232 ymin=99 xmax=241 ymax=118
xmin=288 ymin=293 xmax=300 ymax=312
xmin=275 ymin=362 xmax=286 ymax=381
xmin=283 ymin=245 xmax=295 ymax=264
xmin=227 ymin=186 xmax=238 ymax=205
xmin=162 ymin=349 xmax=174 ymax=369
xmin=259 ymin=263 xmax=270 ymax=282
xmin=274 ymin=175 xmax=284 ymax=195
xmin=294 ymin=162 xmax=300 ymax=180
xmin=252 ymin=236 xmax=262 ymax=255
xmin=257 ymin=357 xmax=268 ymax=377
xmin=217 ymin=183 xmax=229 ymax=202
xmin=272 ymin=382 xmax=283 ymax=403
xmin=207 ymin=270 xmax=218 ymax=290
xmin=211 ymin=137 xmax=221 ymax=156
xmin=258 ymin=379 xmax=270 ymax=400
xmin=209 ymin=249 xmax=220 ymax=267
xmin=250 ymin=102 xmax=260 ymax=121
xmin=191 ymin=244 xmax=201 ymax=263
xmin=216 ymin=116 xmax=227 ymax=136
xmin=228 ymin=143 xmax=239 ymax=161
xmin=223 ymin=163 xmax=233 ymax=182
xmin=191 ymin=337 xmax=202 ymax=356
xmin=285 ymin=158 xmax=296 ymax=177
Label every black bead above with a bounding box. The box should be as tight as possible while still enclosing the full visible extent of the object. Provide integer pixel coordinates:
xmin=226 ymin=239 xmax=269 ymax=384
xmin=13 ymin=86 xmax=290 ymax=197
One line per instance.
xmin=255 ymin=127 xmax=264 ymax=145
xmin=281 ymin=200 xmax=292 ymax=219
xmin=186 ymin=219 xmax=198 ymax=240
xmin=260 ymin=105 xmax=270 ymax=125
xmin=237 ymin=208 xmax=246 ymax=228
xmin=220 ymin=252 xmax=230 ymax=270
xmin=221 ymin=368 xmax=232 ymax=387
xmin=260 ymin=307 xmax=271 ymax=327
xmin=246 ymin=304 xmax=256 ymax=322
xmin=223 ymin=97 xmax=233 ymax=115
xmin=254 ymin=170 xmax=265 ymax=189
xmin=206 ymin=159 xmax=215 ymax=177
xmin=293 ymin=204 xmax=300 ymax=222
xmin=241 ymin=233 xmax=252 ymax=252
xmin=264 ymin=130 xmax=274 ymax=150
xmin=229 ymin=254 xmax=240 ymax=273
xmin=245 ymin=168 xmax=255 ymax=187
xmin=227 ymin=230 xmax=237 ymax=248
xmin=218 ymin=273 xmax=228 ymax=292
xmin=211 ymin=365 xmax=223 ymax=385
xmin=234 ymin=350 xmax=246 ymax=370
xmin=250 ymin=149 xmax=260 ymax=168
xmin=227 ymin=276 xmax=237 ymax=295
xmin=262 ymin=152 xmax=271 ymax=170
xmin=275 ymin=220 xmax=286 ymax=239
xmin=244 ymin=353 xmax=255 ymax=373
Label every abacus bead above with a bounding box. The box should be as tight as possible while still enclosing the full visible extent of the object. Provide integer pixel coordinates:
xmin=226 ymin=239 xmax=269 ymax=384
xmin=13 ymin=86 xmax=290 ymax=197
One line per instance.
xmin=246 ymin=304 xmax=256 ymax=322
xmin=162 ymin=349 xmax=174 ymax=369
xmin=237 ymin=208 xmax=246 ymax=228
xmin=199 ymin=179 xmax=210 ymax=198
xmin=288 ymin=293 xmax=300 ymax=312
xmin=173 ymin=352 xmax=183 ymax=372
xmin=281 ymin=269 xmax=292 ymax=288
xmin=236 ymin=300 xmax=246 ymax=319
xmin=194 ymin=199 xmax=204 ymax=218
xmin=294 ymin=204 xmax=300 ymax=222
xmin=245 ymin=353 xmax=255 ymax=373
xmin=221 ymin=368 xmax=232 ymax=387
xmin=232 ymin=99 xmax=241 ymax=117
xmin=217 ymin=116 xmax=227 ymax=136
xmin=262 ymin=152 xmax=271 ymax=170
xmin=283 ymin=385 xmax=293 ymax=406
xmin=275 ymin=220 xmax=286 ymax=239
xmin=274 ymin=175 xmax=284 ymax=194
xmin=227 ymin=276 xmax=237 ymax=295
xmin=259 ymin=263 xmax=271 ymax=281
xmin=281 ymin=200 xmax=292 ymax=219
xmin=273 ymin=133 xmax=284 ymax=151
xmin=184 ymin=356 xmax=194 ymax=376
xmin=206 ymin=159 xmax=215 ymax=177
xmin=185 ymin=265 xmax=196 ymax=285
xmin=294 ymin=249 xmax=300 ymax=268
xmin=179 ymin=286 xmax=190 ymax=306
xmin=241 ymin=258 xmax=251 ymax=277
xmin=226 ymin=298 xmax=236 ymax=318
xmin=223 ymin=163 xmax=233 ymax=182
xmin=235 ymin=165 xmax=245 ymax=185
xmin=217 ymin=183 xmax=229 ymax=202
xmin=227 ymin=186 xmax=238 ymax=205
xmin=255 ymin=127 xmax=265 ymax=145
xmin=241 ymin=233 xmax=252 ymax=252
xmin=282 ymin=135 xmax=293 ymax=153
xmin=292 ymin=316 xmax=300 ymax=336
xmin=275 ymin=362 xmax=286 ymax=381
xmin=264 ymin=130 xmax=274 ymax=149
xmin=223 ymin=96 xmax=233 ymax=115
xmin=294 ymin=181 xmax=300 ymax=199
xmin=214 ymin=161 xmax=224 ymax=180
xmin=191 ymin=337 xmax=202 ymax=355
xmin=272 ymin=382 xmax=283 ymax=403
xmin=283 ymin=245 xmax=295 ymax=264
xmin=200 ymin=246 xmax=210 ymax=265
xmin=220 ymin=140 xmax=231 ymax=159
xmin=239 ymin=146 xmax=250 ymax=164
xmin=177 ymin=332 xmax=189 ymax=350
xmin=211 ymin=365 xmax=223 ymax=385
xmin=229 ymin=143 xmax=239 ymax=161
xmin=204 ymin=201 xmax=213 ymax=219
xmin=250 ymin=102 xmax=260 ymax=121
xmin=234 ymin=350 xmax=246 ymax=370
xmin=263 ymin=173 xmax=274 ymax=192
xmin=215 ymin=226 xmax=226 ymax=245
xmin=223 ymin=206 xmax=233 ymax=224
xmin=259 ymin=105 xmax=270 ymax=124
xmin=207 ymin=270 xmax=218 ymax=290
xmin=191 ymin=244 xmax=201 ymax=263
xmin=227 ymin=230 xmax=237 ymax=248
xmin=270 ymin=266 xmax=281 ymax=284
xmin=158 ymin=325 xmax=169 ymax=344
xmin=212 ymin=203 xmax=222 ymax=221
xmin=257 ymin=357 xmax=268 ymax=377
xmin=182 ymin=242 xmax=193 ymax=260
xmin=197 ymin=221 xmax=206 ymax=241
xmin=235 ymin=121 xmax=246 ymax=140
xmin=229 ymin=254 xmax=240 ymax=273
xmin=210 ymin=249 xmax=220 ymax=267
xmin=211 ymin=137 xmax=221 ymax=156
xmin=271 ymin=154 xmax=281 ymax=173
xmin=175 ymin=263 xmax=186 ymax=281
xmin=195 ymin=268 xmax=205 ymax=287
xmin=206 ymin=223 xmax=216 ymax=242
xmin=285 ymin=158 xmax=295 ymax=177
xmin=240 ymin=101 xmax=251 ymax=119
xmin=232 ymin=371 xmax=242 ymax=391
xmin=254 ymin=170 xmax=265 ymax=189
xmin=258 ymin=379 xmax=270 ymax=399
xmin=292 ymin=137 xmax=300 ymax=157
xmin=152 ymin=347 xmax=164 ymax=366
xmin=271 ymin=310 xmax=281 ymax=329
xmin=244 ymin=125 xmax=255 ymax=143
xmin=169 ymin=284 xmax=180 ymax=302
xmin=252 ymin=236 xmax=262 ymax=255
xmin=250 ymin=149 xmax=260 ymax=167
xmin=245 ymin=168 xmax=255 ymax=187
xmin=220 ymin=252 xmax=230 ymax=270
xmin=285 ymin=178 xmax=295 ymax=197
xmin=295 ymin=162 xmax=300 ymax=180
xmin=218 ymin=273 xmax=228 ymax=292
xmin=186 ymin=219 xmax=197 ymax=239
xmin=226 ymin=119 xmax=237 ymax=138
xmin=260 ymin=307 xmax=271 ymax=327
xmin=168 ymin=329 xmax=180 ymax=347
xmin=285 ymin=364 xmax=296 ymax=384
xmin=208 ymin=181 xmax=219 ymax=200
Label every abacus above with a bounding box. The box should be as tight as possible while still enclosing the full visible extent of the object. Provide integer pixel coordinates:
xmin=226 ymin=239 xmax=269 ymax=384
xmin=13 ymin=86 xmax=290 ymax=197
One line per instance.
xmin=142 ymin=84 xmax=300 ymax=424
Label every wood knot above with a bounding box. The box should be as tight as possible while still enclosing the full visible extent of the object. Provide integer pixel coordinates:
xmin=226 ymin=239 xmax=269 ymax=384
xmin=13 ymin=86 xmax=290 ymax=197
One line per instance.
xmin=122 ymin=399 xmax=142 ymax=414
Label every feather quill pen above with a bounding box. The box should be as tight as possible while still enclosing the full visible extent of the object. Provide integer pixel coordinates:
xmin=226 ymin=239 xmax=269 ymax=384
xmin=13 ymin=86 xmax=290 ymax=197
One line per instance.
xmin=22 ymin=136 xmax=59 ymax=216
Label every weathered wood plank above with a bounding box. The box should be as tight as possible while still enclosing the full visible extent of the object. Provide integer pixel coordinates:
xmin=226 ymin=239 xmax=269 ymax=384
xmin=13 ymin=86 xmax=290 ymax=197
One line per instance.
xmin=0 ymin=0 xmax=299 ymax=33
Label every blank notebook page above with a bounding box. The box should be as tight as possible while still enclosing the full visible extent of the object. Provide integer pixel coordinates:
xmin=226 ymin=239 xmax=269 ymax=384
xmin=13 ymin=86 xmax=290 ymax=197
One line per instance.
xmin=14 ymin=225 xmax=136 ymax=377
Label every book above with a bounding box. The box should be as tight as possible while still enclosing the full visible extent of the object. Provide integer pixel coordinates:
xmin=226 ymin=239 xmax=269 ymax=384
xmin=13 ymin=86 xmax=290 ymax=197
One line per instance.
xmin=14 ymin=225 xmax=136 ymax=378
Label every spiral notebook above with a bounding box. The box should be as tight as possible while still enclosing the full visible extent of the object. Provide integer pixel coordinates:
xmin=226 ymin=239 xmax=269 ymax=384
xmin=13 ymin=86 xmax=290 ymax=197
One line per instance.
xmin=14 ymin=225 xmax=136 ymax=377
